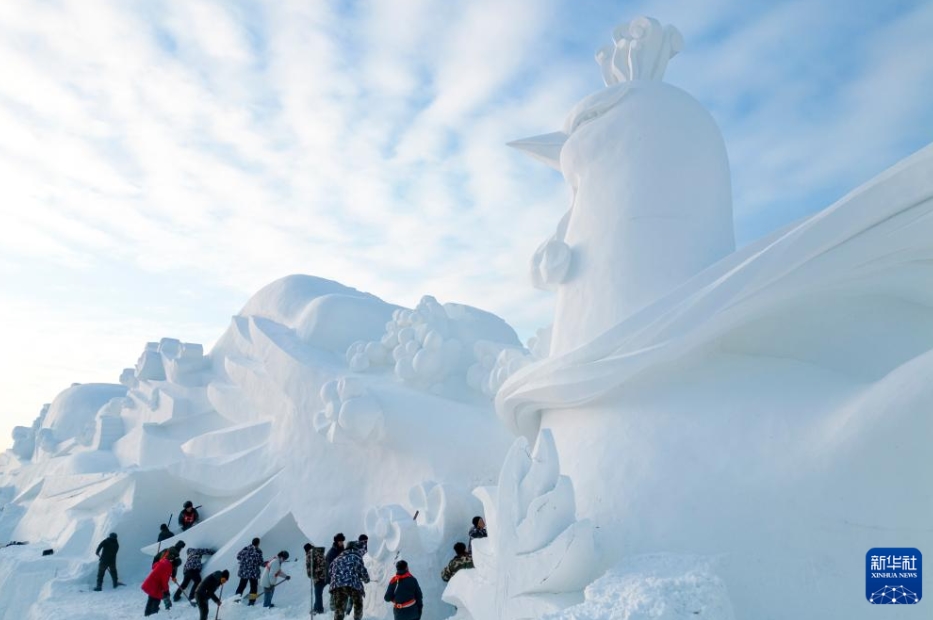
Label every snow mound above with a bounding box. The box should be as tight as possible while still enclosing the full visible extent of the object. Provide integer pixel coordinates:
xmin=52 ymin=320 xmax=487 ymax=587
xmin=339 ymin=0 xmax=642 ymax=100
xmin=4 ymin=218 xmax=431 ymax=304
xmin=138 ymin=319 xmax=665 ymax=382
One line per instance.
xmin=238 ymin=274 xmax=379 ymax=326
xmin=544 ymin=554 xmax=734 ymax=620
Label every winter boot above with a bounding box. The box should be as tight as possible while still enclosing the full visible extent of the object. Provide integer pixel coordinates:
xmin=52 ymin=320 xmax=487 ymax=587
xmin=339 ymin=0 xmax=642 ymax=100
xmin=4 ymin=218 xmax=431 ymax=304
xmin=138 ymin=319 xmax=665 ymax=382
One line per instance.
xmin=92 ymin=586 xmax=102 ymax=592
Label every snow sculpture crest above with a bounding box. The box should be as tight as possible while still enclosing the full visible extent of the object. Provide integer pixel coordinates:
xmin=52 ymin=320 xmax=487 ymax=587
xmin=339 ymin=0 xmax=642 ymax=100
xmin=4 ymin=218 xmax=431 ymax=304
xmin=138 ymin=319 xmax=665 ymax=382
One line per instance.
xmin=595 ymin=17 xmax=684 ymax=85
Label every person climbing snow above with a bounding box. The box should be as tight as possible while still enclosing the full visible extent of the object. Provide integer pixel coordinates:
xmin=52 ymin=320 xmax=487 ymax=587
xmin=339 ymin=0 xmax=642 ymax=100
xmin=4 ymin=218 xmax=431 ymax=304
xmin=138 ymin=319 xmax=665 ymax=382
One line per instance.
xmin=234 ymin=537 xmax=264 ymax=605
xmin=304 ymin=542 xmax=327 ymax=615
xmin=174 ymin=547 xmax=215 ymax=603
xmin=260 ymin=550 xmax=291 ymax=608
xmin=194 ymin=569 xmax=229 ymax=620
xmin=440 ymin=542 xmax=474 ymax=582
xmin=142 ymin=556 xmax=181 ymax=616
xmin=178 ymin=500 xmax=200 ymax=531
xmin=329 ymin=540 xmax=370 ymax=620
xmin=93 ymin=532 xmax=124 ymax=591
xmin=384 ymin=560 xmax=423 ymax=620
xmin=467 ymin=516 xmax=487 ymax=551
xmin=157 ymin=523 xmax=174 ymax=543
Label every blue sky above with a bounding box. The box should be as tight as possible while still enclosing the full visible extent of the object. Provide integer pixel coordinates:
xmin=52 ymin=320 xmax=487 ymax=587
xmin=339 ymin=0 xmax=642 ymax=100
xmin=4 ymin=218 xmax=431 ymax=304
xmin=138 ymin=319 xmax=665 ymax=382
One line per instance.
xmin=1 ymin=0 xmax=932 ymax=448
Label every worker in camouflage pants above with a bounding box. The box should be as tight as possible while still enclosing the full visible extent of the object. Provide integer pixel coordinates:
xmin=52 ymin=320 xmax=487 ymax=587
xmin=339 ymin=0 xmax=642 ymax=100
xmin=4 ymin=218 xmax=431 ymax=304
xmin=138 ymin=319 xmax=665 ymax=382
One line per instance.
xmin=331 ymin=586 xmax=364 ymax=620
xmin=329 ymin=541 xmax=369 ymax=620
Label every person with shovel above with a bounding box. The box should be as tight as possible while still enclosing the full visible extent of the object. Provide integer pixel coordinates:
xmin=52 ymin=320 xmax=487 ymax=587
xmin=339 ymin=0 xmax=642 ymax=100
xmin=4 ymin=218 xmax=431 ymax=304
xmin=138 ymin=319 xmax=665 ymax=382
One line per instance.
xmin=260 ymin=550 xmax=291 ymax=608
xmin=195 ymin=569 xmax=228 ymax=620
xmin=174 ymin=547 xmax=216 ymax=603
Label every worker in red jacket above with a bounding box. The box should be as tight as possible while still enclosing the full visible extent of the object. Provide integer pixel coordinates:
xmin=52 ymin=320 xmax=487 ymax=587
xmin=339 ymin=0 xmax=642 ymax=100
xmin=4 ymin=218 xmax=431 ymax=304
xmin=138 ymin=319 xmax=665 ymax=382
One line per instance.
xmin=142 ymin=556 xmax=181 ymax=616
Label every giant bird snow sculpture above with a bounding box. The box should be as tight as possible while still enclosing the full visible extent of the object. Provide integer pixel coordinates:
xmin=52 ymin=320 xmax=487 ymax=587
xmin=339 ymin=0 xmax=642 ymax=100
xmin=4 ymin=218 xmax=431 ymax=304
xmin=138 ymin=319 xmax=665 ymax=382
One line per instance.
xmin=500 ymin=16 xmax=933 ymax=620
xmin=510 ymin=17 xmax=734 ymax=357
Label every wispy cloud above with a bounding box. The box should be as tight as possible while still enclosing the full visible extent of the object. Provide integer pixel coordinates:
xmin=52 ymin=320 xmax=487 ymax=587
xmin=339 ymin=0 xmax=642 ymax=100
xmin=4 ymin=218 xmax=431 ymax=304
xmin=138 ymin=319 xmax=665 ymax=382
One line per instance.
xmin=1 ymin=0 xmax=932 ymax=446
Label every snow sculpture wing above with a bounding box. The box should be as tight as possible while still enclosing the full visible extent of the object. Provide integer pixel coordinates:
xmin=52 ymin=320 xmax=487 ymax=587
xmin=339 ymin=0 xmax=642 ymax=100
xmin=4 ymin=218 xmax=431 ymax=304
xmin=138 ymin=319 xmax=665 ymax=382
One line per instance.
xmin=498 ymin=142 xmax=933 ymax=440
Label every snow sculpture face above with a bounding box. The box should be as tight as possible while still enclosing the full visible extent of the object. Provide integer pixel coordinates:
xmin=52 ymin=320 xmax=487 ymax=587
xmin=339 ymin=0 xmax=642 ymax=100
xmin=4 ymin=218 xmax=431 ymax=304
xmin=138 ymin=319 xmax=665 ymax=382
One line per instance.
xmin=511 ymin=17 xmax=735 ymax=356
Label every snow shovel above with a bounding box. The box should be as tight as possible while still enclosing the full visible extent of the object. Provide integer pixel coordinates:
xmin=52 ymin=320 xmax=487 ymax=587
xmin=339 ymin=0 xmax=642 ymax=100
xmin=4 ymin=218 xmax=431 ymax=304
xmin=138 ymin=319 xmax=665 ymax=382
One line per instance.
xmin=214 ymin=582 xmax=224 ymax=620
xmin=176 ymin=582 xmax=197 ymax=608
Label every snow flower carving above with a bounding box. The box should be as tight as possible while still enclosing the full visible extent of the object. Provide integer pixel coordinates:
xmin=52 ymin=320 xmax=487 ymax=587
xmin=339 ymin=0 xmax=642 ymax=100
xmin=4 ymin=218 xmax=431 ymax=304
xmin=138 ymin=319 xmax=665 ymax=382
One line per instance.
xmin=313 ymin=377 xmax=384 ymax=444
xmin=467 ymin=328 xmax=550 ymax=398
xmin=443 ymin=429 xmax=599 ymax=620
xmin=347 ymin=296 xmax=462 ymax=387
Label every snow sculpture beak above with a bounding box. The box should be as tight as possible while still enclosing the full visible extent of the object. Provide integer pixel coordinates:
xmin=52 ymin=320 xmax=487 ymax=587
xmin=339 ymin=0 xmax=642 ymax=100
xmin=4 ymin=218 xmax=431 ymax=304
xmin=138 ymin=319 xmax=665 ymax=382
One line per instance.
xmin=507 ymin=131 xmax=567 ymax=171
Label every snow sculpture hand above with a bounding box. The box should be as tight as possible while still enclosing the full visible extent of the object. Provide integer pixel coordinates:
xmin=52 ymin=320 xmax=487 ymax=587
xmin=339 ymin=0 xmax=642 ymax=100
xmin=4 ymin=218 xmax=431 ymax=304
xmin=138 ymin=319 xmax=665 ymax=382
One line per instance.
xmin=530 ymin=238 xmax=572 ymax=291
xmin=444 ymin=429 xmax=599 ymax=619
xmin=313 ymin=377 xmax=385 ymax=444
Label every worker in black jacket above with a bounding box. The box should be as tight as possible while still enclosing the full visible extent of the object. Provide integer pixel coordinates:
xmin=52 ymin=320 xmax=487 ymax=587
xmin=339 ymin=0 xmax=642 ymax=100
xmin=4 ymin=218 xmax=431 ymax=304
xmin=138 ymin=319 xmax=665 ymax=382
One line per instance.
xmin=93 ymin=532 xmax=125 ymax=591
xmin=157 ymin=523 xmax=174 ymax=542
xmin=384 ymin=560 xmax=423 ymax=619
xmin=195 ymin=569 xmax=229 ymax=620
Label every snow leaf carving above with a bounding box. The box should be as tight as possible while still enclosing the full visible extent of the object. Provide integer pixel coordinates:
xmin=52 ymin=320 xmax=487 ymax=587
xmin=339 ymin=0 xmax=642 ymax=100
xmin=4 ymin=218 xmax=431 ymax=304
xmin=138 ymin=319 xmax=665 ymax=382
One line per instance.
xmin=443 ymin=429 xmax=599 ymax=620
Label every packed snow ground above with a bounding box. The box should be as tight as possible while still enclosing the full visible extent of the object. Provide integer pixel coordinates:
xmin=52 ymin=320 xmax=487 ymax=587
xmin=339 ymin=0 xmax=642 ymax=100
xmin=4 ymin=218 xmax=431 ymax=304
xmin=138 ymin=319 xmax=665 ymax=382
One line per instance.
xmin=1 ymin=544 xmax=737 ymax=620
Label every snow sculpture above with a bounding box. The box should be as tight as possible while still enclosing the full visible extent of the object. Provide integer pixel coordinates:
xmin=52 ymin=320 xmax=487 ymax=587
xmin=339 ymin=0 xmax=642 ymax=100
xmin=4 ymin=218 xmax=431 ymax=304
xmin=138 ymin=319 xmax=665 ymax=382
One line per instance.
xmin=510 ymin=16 xmax=734 ymax=356
xmin=134 ymin=342 xmax=165 ymax=381
xmin=10 ymin=425 xmax=36 ymax=460
xmin=313 ymin=376 xmax=385 ymax=443
xmin=363 ymin=481 xmax=479 ymax=620
xmin=467 ymin=326 xmax=553 ymax=398
xmin=443 ymin=429 xmax=598 ymax=620
xmin=36 ymin=384 xmax=127 ymax=457
xmin=466 ymin=341 xmax=527 ymax=398
xmin=348 ymin=295 xmax=521 ymax=396
xmin=92 ymin=397 xmax=127 ymax=451
xmin=500 ymin=16 xmax=933 ymax=619
xmin=349 ymin=296 xmax=462 ymax=383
